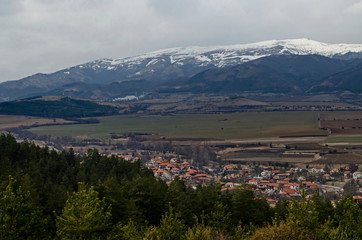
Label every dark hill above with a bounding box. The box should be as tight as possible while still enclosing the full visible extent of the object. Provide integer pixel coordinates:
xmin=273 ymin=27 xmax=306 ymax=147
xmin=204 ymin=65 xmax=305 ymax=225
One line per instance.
xmin=160 ymin=55 xmax=362 ymax=94
xmin=0 ymin=96 xmax=119 ymax=118
xmin=310 ymin=63 xmax=362 ymax=92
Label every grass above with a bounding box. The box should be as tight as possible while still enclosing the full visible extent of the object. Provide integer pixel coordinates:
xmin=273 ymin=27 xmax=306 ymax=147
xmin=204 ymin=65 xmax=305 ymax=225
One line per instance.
xmin=29 ymin=112 xmax=325 ymax=140
xmin=325 ymin=135 xmax=362 ymax=143
xmin=0 ymin=115 xmax=72 ymax=130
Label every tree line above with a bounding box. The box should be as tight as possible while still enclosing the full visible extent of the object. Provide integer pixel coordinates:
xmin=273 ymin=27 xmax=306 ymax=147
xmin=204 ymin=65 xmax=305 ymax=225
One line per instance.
xmin=0 ymin=133 xmax=361 ymax=239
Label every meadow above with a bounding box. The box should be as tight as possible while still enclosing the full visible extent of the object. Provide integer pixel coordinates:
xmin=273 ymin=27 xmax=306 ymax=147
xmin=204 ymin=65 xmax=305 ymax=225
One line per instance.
xmin=0 ymin=115 xmax=72 ymax=130
xmin=29 ymin=111 xmax=325 ymax=140
xmin=325 ymin=135 xmax=362 ymax=143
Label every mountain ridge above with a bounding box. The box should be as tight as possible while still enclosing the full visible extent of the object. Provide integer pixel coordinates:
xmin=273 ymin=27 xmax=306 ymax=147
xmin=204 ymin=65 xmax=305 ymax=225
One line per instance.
xmin=1 ymin=39 xmax=362 ymax=101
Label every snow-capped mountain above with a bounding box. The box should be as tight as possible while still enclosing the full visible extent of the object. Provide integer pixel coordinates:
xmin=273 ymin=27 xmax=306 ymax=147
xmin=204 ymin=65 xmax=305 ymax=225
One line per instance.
xmin=82 ymin=38 xmax=362 ymax=71
xmin=1 ymin=38 xmax=362 ymax=101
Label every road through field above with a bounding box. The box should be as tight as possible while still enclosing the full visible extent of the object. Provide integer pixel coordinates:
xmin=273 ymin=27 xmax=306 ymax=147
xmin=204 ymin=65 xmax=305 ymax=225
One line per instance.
xmin=203 ymin=136 xmax=327 ymax=145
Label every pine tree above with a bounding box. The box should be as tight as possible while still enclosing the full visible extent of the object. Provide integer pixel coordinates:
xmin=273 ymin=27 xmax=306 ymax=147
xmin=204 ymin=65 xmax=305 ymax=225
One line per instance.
xmin=144 ymin=208 xmax=186 ymax=240
xmin=56 ymin=183 xmax=112 ymax=240
xmin=0 ymin=176 xmax=44 ymax=239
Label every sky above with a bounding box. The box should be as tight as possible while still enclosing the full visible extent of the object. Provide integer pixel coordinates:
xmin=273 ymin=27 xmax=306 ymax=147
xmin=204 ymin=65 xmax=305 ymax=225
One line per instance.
xmin=1 ymin=0 xmax=362 ymax=82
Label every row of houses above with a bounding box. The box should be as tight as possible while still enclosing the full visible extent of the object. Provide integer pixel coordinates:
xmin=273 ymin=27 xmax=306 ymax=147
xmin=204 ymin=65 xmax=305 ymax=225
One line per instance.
xmin=112 ymin=153 xmax=362 ymax=203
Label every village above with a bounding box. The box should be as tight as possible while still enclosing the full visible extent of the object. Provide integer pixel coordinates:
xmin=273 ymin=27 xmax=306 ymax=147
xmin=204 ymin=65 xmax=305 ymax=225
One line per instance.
xmin=110 ymin=151 xmax=362 ymax=206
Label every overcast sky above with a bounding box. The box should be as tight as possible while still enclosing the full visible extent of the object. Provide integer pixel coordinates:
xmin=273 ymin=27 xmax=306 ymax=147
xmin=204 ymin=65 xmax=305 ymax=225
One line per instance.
xmin=1 ymin=0 xmax=362 ymax=82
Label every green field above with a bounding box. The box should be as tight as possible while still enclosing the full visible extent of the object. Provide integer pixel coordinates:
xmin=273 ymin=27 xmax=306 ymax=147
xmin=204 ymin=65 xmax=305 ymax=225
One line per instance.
xmin=29 ymin=112 xmax=326 ymax=139
xmin=325 ymin=135 xmax=362 ymax=143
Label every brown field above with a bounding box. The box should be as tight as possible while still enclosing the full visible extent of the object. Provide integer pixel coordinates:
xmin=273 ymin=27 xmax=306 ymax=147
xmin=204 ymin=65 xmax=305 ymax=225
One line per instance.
xmin=312 ymin=153 xmax=362 ymax=164
xmin=272 ymin=102 xmax=355 ymax=107
xmin=321 ymin=120 xmax=362 ymax=134
xmin=0 ymin=115 xmax=72 ymax=130
xmin=224 ymin=157 xmax=315 ymax=163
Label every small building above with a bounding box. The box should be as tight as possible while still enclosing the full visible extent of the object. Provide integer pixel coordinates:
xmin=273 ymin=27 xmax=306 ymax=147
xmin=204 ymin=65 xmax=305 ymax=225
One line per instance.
xmin=311 ymin=166 xmax=324 ymax=174
xmin=353 ymin=171 xmax=362 ymax=180
xmin=249 ymin=179 xmax=258 ymax=185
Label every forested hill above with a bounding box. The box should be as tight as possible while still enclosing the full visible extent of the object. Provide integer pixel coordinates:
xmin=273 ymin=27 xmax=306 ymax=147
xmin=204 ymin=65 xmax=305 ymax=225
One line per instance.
xmin=0 ymin=96 xmax=119 ymax=118
xmin=0 ymin=133 xmax=361 ymax=239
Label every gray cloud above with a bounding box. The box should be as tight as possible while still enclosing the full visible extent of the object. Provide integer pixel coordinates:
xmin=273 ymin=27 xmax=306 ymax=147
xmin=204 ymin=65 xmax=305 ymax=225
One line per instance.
xmin=0 ymin=0 xmax=362 ymax=82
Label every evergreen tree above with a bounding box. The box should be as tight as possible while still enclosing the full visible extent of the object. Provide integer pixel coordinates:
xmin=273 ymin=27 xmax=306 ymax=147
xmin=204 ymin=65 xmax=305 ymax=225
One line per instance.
xmin=0 ymin=176 xmax=45 ymax=239
xmin=164 ymin=177 xmax=193 ymax=224
xmin=184 ymin=221 xmax=222 ymax=240
xmin=146 ymin=208 xmax=186 ymax=240
xmin=286 ymin=199 xmax=319 ymax=233
xmin=231 ymin=185 xmax=271 ymax=225
xmin=108 ymin=220 xmax=145 ymax=240
xmin=248 ymin=221 xmax=314 ymax=240
xmin=56 ymin=183 xmax=112 ymax=240
xmin=330 ymin=196 xmax=362 ymax=239
xmin=310 ymin=192 xmax=334 ymax=224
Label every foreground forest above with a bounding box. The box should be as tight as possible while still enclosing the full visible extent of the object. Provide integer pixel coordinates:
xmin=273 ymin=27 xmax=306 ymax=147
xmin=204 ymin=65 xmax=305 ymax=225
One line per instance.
xmin=0 ymin=134 xmax=361 ymax=239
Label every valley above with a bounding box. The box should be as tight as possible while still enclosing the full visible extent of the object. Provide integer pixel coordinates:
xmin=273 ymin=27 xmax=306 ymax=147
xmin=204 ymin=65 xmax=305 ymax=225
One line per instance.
xmin=1 ymin=38 xmax=362 ymax=209
xmin=3 ymin=1 xmax=362 ymax=237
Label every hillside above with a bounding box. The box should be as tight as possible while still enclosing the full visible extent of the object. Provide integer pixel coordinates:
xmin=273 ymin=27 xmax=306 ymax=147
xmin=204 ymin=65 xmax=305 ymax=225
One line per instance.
xmin=311 ymin=63 xmax=362 ymax=92
xmin=160 ymin=55 xmax=362 ymax=94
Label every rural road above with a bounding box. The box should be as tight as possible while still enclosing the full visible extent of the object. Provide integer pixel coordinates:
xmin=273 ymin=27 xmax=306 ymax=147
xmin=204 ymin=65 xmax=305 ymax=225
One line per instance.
xmin=203 ymin=136 xmax=327 ymax=145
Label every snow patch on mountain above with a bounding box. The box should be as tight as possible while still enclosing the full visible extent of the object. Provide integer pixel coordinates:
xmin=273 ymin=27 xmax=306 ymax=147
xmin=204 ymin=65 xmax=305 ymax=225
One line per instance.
xmin=75 ymin=39 xmax=362 ymax=72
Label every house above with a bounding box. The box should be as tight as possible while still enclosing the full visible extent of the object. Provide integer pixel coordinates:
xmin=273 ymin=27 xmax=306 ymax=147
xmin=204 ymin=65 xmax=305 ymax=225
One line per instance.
xmin=162 ymin=171 xmax=173 ymax=180
xmin=224 ymin=165 xmax=233 ymax=170
xmin=122 ymin=155 xmax=133 ymax=161
xmin=284 ymin=183 xmax=300 ymax=190
xmin=240 ymin=165 xmax=250 ymax=170
xmin=323 ymin=174 xmax=331 ymax=180
xmin=271 ymin=170 xmax=281 ymax=175
xmin=223 ymin=165 xmax=236 ymax=173
xmin=221 ymin=186 xmax=237 ymax=192
xmin=353 ymin=196 xmax=362 ymax=203
xmin=249 ymin=179 xmax=258 ymax=185
xmin=182 ymin=174 xmax=193 ymax=181
xmin=267 ymin=183 xmax=280 ymax=191
xmin=352 ymin=171 xmax=362 ymax=180
xmin=261 ymin=170 xmax=272 ymax=178
xmin=153 ymin=170 xmax=163 ymax=177
xmin=278 ymin=180 xmax=290 ymax=185
xmin=257 ymin=181 xmax=269 ymax=189
xmin=281 ymin=188 xmax=298 ymax=196
xmin=171 ymin=167 xmax=180 ymax=175
xmin=277 ymin=173 xmax=290 ymax=179
xmin=165 ymin=163 xmax=177 ymax=171
xmin=266 ymin=198 xmax=277 ymax=207
xmin=301 ymin=181 xmax=317 ymax=189
xmin=181 ymin=161 xmax=190 ymax=169
xmin=311 ymin=166 xmax=324 ymax=173
xmin=159 ymin=162 xmax=169 ymax=169
xmin=225 ymin=182 xmax=240 ymax=188
xmin=194 ymin=173 xmax=208 ymax=179
xmin=353 ymin=171 xmax=362 ymax=180
xmin=298 ymin=176 xmax=306 ymax=182
xmin=330 ymin=169 xmax=340 ymax=175
xmin=187 ymin=169 xmax=197 ymax=176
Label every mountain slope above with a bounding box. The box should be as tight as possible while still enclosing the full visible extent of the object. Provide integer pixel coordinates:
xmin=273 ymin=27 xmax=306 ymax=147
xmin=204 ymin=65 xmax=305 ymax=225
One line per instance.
xmin=1 ymin=39 xmax=362 ymax=101
xmin=160 ymin=55 xmax=362 ymax=94
xmin=311 ymin=64 xmax=362 ymax=92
